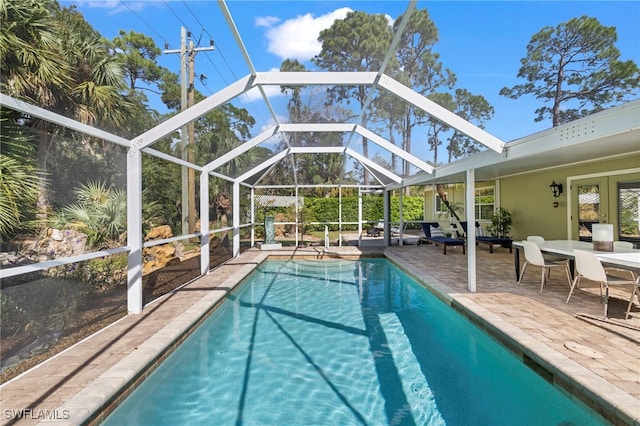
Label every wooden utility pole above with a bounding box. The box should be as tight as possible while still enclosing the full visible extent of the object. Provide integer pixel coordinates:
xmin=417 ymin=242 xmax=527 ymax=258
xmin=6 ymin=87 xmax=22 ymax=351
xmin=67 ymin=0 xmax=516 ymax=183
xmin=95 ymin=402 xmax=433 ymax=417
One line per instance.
xmin=164 ymin=28 xmax=214 ymax=236
xmin=187 ymin=38 xmax=196 ymax=235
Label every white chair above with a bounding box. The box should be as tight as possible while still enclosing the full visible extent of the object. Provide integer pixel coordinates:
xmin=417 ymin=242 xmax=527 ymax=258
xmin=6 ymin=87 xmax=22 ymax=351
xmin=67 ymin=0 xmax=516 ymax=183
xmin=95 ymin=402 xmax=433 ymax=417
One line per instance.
xmin=566 ymin=249 xmax=639 ymax=319
xmin=606 ymin=241 xmax=636 ymax=280
xmin=518 ymin=240 xmax=572 ymax=294
xmin=526 ymin=235 xmax=545 ymax=244
xmin=613 ymin=241 xmax=634 ymax=250
xmin=526 ymin=236 xmax=564 ymax=261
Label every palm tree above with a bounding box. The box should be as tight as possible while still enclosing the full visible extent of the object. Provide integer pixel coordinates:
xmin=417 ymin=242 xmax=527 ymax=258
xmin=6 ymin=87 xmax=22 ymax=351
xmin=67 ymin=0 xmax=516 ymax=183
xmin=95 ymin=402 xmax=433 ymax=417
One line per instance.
xmin=0 ymin=113 xmax=41 ymax=242
xmin=1 ymin=0 xmax=132 ymax=218
xmin=0 ymin=0 xmax=72 ymax=108
xmin=53 ymin=181 xmax=163 ymax=249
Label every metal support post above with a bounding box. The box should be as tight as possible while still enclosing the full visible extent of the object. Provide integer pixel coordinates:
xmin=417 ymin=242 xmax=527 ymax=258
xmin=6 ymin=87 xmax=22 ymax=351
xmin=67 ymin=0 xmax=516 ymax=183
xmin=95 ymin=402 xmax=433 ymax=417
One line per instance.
xmin=250 ymin=187 xmax=255 ymax=247
xmin=466 ymin=168 xmax=476 ymax=292
xmin=383 ymin=190 xmax=391 ymax=246
xmin=233 ymin=181 xmax=240 ymax=257
xmin=338 ymin=186 xmax=342 ymax=247
xmin=358 ymin=188 xmax=363 ymax=247
xmin=126 ymin=147 xmax=143 ymax=314
xmin=200 ymin=172 xmax=210 ymax=275
xmin=399 ymin=188 xmax=404 ymax=246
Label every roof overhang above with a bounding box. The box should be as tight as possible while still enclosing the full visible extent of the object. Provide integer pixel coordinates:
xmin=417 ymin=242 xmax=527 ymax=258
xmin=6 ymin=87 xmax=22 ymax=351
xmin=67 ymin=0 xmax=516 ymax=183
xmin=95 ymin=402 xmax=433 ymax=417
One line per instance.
xmin=398 ymin=98 xmax=640 ymax=187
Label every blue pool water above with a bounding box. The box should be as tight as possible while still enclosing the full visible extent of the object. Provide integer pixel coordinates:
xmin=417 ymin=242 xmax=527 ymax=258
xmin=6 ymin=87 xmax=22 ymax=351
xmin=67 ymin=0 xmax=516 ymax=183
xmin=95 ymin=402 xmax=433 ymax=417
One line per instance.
xmin=103 ymin=259 xmax=605 ymax=425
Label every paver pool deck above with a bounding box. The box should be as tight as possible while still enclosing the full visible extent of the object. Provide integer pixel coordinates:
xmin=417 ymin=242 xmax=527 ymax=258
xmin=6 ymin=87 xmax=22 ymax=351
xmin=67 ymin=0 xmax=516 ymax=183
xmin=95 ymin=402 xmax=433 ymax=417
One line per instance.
xmin=1 ymin=240 xmax=638 ymax=425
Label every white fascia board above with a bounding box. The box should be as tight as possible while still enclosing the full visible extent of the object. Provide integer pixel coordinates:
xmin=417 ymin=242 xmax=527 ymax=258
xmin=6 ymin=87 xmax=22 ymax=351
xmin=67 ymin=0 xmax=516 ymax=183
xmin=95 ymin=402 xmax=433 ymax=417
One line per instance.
xmin=203 ymin=126 xmax=278 ymax=172
xmin=279 ymin=123 xmax=356 ymax=133
xmin=254 ymin=71 xmax=378 ymax=86
xmin=346 ymin=148 xmax=402 ymax=183
xmin=355 ymin=125 xmax=434 ymax=174
xmin=398 ymin=100 xmax=640 ymax=189
xmin=132 ymin=75 xmax=255 ymax=149
xmin=507 ymin=99 xmax=640 ymax=154
xmin=1 ymin=94 xmax=130 ymax=147
xmin=235 ymin=150 xmax=288 ymax=183
xmin=289 ymin=146 xmax=345 ymax=154
xmin=378 ymin=75 xmax=506 ymax=153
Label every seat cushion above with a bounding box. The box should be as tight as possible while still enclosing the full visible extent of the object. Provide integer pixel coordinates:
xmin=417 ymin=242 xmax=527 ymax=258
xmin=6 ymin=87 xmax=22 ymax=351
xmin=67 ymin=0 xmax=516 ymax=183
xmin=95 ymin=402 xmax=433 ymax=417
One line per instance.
xmin=430 ymin=226 xmax=445 ymax=238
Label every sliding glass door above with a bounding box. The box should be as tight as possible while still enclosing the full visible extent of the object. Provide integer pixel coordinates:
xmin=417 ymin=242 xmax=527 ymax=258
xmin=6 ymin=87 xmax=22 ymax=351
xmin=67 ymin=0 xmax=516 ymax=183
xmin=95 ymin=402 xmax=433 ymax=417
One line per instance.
xmin=571 ymin=173 xmax=640 ymax=245
xmin=572 ymin=177 xmax=608 ymax=241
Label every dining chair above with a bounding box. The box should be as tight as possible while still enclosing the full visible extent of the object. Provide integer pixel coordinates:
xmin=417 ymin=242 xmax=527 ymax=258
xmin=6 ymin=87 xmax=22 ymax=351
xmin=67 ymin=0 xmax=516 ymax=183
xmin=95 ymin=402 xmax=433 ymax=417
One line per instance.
xmin=526 ymin=235 xmax=545 ymax=244
xmin=526 ymin=235 xmax=564 ymax=261
xmin=518 ymin=240 xmax=572 ymax=294
xmin=613 ymin=241 xmax=634 ymax=250
xmin=606 ymin=241 xmax=636 ymax=280
xmin=566 ymin=249 xmax=639 ymax=319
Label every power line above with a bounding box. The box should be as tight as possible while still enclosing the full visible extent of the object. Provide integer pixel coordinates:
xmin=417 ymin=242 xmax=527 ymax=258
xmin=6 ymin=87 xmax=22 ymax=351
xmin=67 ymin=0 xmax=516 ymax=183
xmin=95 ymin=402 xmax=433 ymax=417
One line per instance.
xmin=121 ymin=0 xmax=268 ymax=132
xmin=181 ymin=0 xmax=216 ymax=44
xmin=176 ymin=1 xmax=267 ymax=125
xmin=119 ymin=0 xmax=174 ymax=49
xmin=162 ymin=0 xmax=191 ymax=31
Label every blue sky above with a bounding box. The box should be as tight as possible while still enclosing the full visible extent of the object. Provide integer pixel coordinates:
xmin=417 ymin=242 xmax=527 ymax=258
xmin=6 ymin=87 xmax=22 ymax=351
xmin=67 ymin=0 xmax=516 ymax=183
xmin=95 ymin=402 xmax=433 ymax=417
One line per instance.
xmin=65 ymin=1 xmax=640 ymax=148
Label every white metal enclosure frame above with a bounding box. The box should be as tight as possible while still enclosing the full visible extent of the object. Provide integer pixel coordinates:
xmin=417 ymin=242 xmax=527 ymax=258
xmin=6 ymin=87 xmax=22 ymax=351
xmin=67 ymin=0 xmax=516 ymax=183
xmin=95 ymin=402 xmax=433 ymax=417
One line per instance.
xmin=2 ymin=0 xmax=637 ymax=316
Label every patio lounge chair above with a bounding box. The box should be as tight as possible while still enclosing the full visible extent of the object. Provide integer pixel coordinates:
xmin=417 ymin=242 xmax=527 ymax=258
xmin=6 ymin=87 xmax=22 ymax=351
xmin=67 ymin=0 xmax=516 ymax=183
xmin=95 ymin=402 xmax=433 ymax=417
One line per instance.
xmin=459 ymin=221 xmax=513 ymax=253
xmin=366 ymin=226 xmax=381 ymax=237
xmin=370 ymin=220 xmax=406 ymax=238
xmin=418 ymin=222 xmax=466 ymax=254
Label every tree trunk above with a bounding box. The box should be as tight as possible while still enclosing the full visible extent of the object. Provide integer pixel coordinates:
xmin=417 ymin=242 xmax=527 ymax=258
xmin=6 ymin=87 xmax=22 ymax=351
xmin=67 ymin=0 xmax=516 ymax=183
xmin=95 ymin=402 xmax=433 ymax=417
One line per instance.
xmin=436 ymin=185 xmax=461 ymax=222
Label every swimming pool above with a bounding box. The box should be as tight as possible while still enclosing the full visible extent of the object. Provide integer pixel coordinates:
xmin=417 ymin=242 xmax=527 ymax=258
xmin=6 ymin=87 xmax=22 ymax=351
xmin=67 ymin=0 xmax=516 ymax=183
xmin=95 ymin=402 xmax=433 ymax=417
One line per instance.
xmin=103 ymin=258 xmax=605 ymax=425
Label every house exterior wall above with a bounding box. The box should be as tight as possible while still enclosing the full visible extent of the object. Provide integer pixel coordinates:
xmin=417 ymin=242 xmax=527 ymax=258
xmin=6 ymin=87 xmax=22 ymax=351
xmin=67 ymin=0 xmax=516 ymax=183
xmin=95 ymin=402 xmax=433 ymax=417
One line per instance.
xmin=422 ymin=153 xmax=640 ymax=241
xmin=500 ymin=153 xmax=640 ymax=241
xmin=423 ymin=183 xmax=466 ymax=226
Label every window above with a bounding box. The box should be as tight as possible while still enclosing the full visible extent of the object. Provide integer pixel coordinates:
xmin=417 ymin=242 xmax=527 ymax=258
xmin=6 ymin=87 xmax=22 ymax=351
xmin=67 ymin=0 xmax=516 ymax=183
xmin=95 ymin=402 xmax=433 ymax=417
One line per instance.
xmin=475 ymin=187 xmax=495 ymax=220
xmin=618 ymin=182 xmax=640 ymax=243
xmin=577 ymin=183 xmax=600 ymax=241
xmin=435 ymin=193 xmax=445 ymax=214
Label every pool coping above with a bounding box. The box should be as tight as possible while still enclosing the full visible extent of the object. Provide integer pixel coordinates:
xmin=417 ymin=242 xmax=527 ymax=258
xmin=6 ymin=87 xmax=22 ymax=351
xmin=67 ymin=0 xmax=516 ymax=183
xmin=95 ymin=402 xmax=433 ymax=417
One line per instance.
xmin=32 ymin=249 xmax=637 ymax=425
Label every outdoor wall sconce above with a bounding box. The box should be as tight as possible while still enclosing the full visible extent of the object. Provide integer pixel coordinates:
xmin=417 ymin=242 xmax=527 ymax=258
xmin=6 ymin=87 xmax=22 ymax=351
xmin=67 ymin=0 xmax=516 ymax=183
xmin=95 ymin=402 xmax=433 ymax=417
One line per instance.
xmin=549 ymin=181 xmax=563 ymax=198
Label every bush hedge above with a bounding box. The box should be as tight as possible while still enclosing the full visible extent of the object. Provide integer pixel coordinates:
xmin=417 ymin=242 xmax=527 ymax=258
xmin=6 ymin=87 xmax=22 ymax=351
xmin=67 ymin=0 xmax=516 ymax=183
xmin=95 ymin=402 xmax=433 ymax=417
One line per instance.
xmin=302 ymin=196 xmax=424 ymax=231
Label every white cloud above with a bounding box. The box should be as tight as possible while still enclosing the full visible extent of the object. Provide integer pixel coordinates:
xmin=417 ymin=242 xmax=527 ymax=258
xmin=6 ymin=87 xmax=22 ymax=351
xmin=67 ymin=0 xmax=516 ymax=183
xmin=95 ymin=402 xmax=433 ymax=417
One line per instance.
xmin=71 ymin=0 xmax=155 ymax=15
xmin=255 ymin=16 xmax=280 ymax=28
xmin=241 ymin=68 xmax=283 ymax=103
xmin=260 ymin=114 xmax=287 ymax=133
xmin=242 ymin=84 xmax=283 ymax=103
xmin=257 ymin=7 xmax=352 ymax=61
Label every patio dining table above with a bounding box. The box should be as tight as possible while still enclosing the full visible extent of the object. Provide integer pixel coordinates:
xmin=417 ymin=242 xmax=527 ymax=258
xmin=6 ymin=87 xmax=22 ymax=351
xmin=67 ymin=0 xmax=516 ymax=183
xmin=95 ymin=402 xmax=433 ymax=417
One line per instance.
xmin=512 ymin=240 xmax=640 ymax=280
